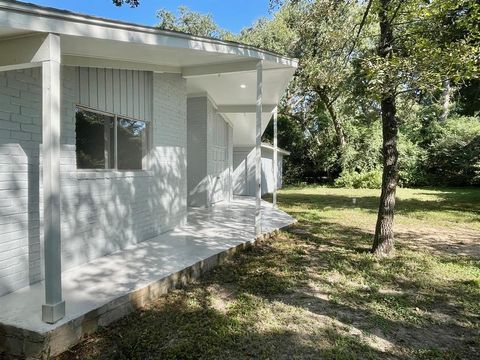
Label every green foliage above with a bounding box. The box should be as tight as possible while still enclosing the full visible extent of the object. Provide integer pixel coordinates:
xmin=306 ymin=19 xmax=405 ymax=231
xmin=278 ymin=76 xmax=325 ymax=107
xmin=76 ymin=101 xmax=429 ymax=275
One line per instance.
xmin=341 ymin=118 xmax=383 ymax=173
xmin=122 ymin=1 xmax=480 ymax=189
xmin=261 ymin=0 xmax=480 ymax=189
xmin=397 ymin=134 xmax=428 ymax=187
xmin=236 ymin=6 xmax=299 ymax=55
xmin=156 ymin=6 xmax=233 ymax=39
xmin=424 ymin=116 xmax=480 ymax=186
xmin=334 ymin=170 xmax=383 ymax=189
xmin=112 ymin=0 xmax=139 ymax=7
xmin=458 ymin=79 xmax=480 ymax=117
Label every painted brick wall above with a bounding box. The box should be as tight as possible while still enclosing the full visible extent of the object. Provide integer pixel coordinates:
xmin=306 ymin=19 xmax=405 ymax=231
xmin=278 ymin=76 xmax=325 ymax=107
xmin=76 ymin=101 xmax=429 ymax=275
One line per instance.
xmin=60 ymin=68 xmax=188 ymax=270
xmin=0 ymin=67 xmax=188 ymax=296
xmin=0 ymin=68 xmax=42 ymax=296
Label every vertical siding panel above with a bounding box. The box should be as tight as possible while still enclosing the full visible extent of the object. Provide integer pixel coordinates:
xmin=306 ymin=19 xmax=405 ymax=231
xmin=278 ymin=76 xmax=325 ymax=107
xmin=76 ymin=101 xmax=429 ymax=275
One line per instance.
xmin=76 ymin=67 xmax=151 ymax=120
xmin=120 ymin=70 xmax=127 ymax=116
xmin=97 ymin=68 xmax=106 ymax=112
xmin=132 ymin=71 xmax=139 ymax=118
xmin=79 ymin=67 xmax=89 ymax=105
xmin=126 ymin=70 xmax=133 ymax=117
xmin=88 ymin=68 xmax=98 ymax=109
xmin=105 ymin=69 xmax=114 ymax=113
xmin=147 ymin=73 xmax=153 ymax=122
xmin=139 ymin=72 xmax=145 ymax=121
xmin=113 ymin=69 xmax=121 ymax=115
xmin=144 ymin=73 xmax=149 ymax=122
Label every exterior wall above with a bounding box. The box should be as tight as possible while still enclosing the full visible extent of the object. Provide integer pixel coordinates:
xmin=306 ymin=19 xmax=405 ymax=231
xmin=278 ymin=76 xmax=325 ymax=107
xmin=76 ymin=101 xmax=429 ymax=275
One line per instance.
xmin=77 ymin=68 xmax=152 ymax=122
xmin=233 ymin=147 xmax=284 ymax=197
xmin=0 ymin=68 xmax=42 ymax=296
xmin=0 ymin=66 xmax=187 ymax=296
xmin=226 ymin=124 xmax=233 ymax=202
xmin=187 ymin=97 xmax=208 ymax=207
xmin=187 ymin=96 xmax=232 ymax=207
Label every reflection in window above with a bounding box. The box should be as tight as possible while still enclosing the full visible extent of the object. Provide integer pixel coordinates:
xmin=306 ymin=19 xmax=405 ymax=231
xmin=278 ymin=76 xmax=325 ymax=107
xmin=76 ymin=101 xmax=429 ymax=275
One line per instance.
xmin=75 ymin=109 xmax=114 ymax=169
xmin=117 ymin=118 xmax=148 ymax=170
xmin=75 ymin=107 xmax=149 ymax=170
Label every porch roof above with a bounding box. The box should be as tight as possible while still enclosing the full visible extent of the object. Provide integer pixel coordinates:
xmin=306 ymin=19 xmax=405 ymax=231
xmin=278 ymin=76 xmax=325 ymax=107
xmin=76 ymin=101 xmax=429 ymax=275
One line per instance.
xmin=0 ymin=0 xmax=298 ymax=146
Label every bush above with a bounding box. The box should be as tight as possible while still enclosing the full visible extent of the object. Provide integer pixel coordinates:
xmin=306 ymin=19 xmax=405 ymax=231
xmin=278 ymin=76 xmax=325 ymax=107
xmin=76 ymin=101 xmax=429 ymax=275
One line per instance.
xmin=398 ymin=134 xmax=428 ymax=187
xmin=424 ymin=116 xmax=480 ymax=186
xmin=334 ymin=170 xmax=383 ymax=189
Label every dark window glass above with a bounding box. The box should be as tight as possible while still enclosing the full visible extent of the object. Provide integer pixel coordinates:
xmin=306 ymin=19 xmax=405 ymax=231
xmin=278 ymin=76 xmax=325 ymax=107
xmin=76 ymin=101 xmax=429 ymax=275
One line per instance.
xmin=75 ymin=108 xmax=148 ymax=171
xmin=117 ymin=118 xmax=148 ymax=170
xmin=75 ymin=108 xmax=114 ymax=169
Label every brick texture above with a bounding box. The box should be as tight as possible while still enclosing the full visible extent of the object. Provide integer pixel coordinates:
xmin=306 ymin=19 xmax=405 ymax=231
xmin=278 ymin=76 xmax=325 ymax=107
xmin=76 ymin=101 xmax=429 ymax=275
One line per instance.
xmin=0 ymin=67 xmax=188 ymax=296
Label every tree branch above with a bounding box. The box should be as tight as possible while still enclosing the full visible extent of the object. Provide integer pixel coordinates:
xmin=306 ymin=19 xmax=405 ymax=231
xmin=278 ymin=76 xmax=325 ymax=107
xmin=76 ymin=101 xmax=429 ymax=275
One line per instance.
xmin=344 ymin=0 xmax=374 ymax=65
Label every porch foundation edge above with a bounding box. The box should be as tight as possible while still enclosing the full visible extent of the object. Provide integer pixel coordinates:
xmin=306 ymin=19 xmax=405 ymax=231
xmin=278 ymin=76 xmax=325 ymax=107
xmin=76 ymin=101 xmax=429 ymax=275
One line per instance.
xmin=0 ymin=225 xmax=291 ymax=359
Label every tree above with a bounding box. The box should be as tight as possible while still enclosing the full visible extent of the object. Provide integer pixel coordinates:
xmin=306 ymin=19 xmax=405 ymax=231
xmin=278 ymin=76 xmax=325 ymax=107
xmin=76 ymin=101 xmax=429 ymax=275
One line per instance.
xmin=371 ymin=0 xmax=398 ymax=256
xmin=156 ymin=6 xmax=233 ymax=38
xmin=112 ymin=0 xmax=139 ymax=7
xmin=362 ymin=0 xmax=480 ymax=256
xmin=269 ymin=0 xmax=479 ymax=256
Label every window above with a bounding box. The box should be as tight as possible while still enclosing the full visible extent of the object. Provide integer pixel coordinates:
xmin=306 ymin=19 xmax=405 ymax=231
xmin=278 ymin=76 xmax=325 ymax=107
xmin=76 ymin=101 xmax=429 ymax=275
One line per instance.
xmin=75 ymin=107 xmax=149 ymax=170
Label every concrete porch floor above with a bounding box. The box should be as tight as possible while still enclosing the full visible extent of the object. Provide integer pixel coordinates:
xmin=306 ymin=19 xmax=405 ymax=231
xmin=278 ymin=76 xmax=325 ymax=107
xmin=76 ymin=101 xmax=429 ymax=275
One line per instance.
xmin=0 ymin=197 xmax=295 ymax=358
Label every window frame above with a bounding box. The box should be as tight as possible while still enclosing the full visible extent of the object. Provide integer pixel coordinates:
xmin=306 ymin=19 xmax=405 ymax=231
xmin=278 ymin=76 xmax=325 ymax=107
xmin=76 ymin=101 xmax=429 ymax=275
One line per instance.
xmin=75 ymin=105 xmax=151 ymax=172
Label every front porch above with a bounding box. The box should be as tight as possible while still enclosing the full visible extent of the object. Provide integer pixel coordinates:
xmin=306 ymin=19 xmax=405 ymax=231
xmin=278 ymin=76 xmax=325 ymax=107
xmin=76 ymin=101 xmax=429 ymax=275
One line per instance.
xmin=0 ymin=197 xmax=294 ymax=358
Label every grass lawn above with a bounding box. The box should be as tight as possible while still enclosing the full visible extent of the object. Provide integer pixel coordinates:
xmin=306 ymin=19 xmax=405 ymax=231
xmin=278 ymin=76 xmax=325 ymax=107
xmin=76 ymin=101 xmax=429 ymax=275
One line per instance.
xmin=59 ymin=187 xmax=480 ymax=360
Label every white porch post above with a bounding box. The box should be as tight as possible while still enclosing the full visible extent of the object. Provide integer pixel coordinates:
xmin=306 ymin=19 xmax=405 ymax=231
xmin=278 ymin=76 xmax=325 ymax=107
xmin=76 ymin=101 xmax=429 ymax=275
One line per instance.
xmin=273 ymin=107 xmax=278 ymax=208
xmin=255 ymin=60 xmax=263 ymax=236
xmin=41 ymin=34 xmax=65 ymax=324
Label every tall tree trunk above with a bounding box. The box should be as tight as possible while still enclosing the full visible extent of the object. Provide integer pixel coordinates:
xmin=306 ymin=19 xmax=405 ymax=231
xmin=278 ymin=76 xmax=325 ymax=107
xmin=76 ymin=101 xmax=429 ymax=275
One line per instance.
xmin=372 ymin=0 xmax=399 ymax=257
xmin=318 ymin=91 xmax=346 ymax=148
xmin=440 ymin=79 xmax=451 ymax=122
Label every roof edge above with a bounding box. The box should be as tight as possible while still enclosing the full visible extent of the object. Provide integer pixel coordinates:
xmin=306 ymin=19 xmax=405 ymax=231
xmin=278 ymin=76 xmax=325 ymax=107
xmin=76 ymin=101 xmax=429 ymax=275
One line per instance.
xmin=0 ymin=0 xmax=298 ymax=68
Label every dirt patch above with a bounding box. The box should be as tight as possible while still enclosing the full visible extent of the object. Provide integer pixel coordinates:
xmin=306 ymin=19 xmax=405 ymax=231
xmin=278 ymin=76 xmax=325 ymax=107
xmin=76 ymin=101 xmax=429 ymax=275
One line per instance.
xmin=395 ymin=225 xmax=480 ymax=258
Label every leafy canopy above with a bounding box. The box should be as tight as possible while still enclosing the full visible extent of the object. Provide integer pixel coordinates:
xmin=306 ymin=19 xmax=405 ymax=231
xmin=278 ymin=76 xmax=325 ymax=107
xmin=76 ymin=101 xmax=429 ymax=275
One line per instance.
xmin=112 ymin=0 xmax=139 ymax=7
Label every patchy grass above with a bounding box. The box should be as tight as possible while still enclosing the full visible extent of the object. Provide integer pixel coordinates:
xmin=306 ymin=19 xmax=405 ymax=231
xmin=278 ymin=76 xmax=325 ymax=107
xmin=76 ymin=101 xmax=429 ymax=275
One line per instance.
xmin=59 ymin=187 xmax=480 ymax=360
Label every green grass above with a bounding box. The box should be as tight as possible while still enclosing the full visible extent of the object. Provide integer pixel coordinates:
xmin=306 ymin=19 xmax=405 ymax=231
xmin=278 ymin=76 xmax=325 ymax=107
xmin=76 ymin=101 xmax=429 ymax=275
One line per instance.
xmin=59 ymin=186 xmax=480 ymax=360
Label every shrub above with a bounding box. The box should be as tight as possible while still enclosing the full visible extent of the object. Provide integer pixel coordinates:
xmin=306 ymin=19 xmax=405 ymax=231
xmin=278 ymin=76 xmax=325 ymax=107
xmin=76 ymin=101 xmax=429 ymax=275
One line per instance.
xmin=334 ymin=170 xmax=383 ymax=189
xmin=424 ymin=116 xmax=480 ymax=186
xmin=398 ymin=134 xmax=428 ymax=187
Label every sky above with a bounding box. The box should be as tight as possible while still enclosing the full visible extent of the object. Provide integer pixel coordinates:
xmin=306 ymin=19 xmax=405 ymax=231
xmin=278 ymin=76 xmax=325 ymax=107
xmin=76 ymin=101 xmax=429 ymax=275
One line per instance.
xmin=21 ymin=0 xmax=272 ymax=33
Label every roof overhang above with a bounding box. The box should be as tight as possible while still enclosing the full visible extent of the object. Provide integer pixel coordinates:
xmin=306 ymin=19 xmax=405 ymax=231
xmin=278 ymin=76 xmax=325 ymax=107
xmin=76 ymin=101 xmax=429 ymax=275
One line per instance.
xmin=0 ymin=0 xmax=298 ymax=146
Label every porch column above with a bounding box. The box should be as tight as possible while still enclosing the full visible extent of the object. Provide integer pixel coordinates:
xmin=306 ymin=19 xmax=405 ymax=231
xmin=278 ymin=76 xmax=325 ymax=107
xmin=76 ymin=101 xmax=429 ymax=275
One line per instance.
xmin=41 ymin=34 xmax=65 ymax=324
xmin=273 ymin=107 xmax=278 ymax=208
xmin=255 ymin=60 xmax=263 ymax=236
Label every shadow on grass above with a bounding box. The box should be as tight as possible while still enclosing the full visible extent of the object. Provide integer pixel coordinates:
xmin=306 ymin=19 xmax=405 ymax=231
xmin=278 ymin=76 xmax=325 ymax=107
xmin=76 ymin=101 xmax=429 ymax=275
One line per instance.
xmin=60 ymin=225 xmax=478 ymax=359
xmin=58 ymin=190 xmax=479 ymax=360
xmin=59 ymin=284 xmax=393 ymax=360
xmin=270 ymin=188 xmax=480 ymax=219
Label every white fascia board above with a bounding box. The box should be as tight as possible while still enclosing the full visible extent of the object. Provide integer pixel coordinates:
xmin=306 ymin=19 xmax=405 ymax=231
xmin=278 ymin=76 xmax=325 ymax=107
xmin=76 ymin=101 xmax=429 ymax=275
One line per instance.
xmin=182 ymin=61 xmax=294 ymax=78
xmin=182 ymin=60 xmax=259 ymax=78
xmin=62 ymin=55 xmax=180 ymax=73
xmin=217 ymin=105 xmax=277 ymax=114
xmin=0 ymin=1 xmax=298 ymax=68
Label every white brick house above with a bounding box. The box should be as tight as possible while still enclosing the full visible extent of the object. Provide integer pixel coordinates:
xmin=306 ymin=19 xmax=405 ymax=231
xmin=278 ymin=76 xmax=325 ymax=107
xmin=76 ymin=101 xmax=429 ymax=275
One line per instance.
xmin=0 ymin=0 xmax=296 ymax=348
